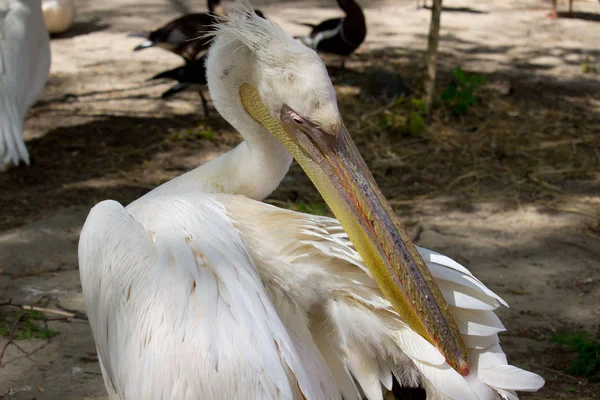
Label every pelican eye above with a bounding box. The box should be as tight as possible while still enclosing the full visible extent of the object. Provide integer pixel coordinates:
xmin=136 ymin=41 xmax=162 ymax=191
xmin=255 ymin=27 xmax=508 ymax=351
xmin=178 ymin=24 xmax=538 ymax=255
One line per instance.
xmin=291 ymin=113 xmax=304 ymax=125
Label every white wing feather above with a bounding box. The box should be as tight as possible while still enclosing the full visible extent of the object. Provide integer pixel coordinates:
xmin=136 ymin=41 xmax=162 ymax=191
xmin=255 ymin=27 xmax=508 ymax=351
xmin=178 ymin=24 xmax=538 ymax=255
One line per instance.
xmin=220 ymin=195 xmax=545 ymax=400
xmin=79 ymin=194 xmax=340 ymax=400
xmin=0 ymin=0 xmax=50 ymax=167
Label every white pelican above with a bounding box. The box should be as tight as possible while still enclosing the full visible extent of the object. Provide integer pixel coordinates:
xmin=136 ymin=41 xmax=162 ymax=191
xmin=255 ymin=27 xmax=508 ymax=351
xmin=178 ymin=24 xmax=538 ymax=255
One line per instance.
xmin=0 ymin=0 xmax=51 ymax=169
xmin=42 ymin=0 xmax=76 ymax=35
xmin=79 ymin=7 xmax=544 ymax=400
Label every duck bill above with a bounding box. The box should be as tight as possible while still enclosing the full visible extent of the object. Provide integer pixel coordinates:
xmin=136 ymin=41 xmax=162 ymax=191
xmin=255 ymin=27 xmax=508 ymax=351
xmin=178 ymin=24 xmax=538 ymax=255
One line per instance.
xmin=133 ymin=40 xmax=154 ymax=51
xmin=239 ymin=83 xmax=469 ymax=375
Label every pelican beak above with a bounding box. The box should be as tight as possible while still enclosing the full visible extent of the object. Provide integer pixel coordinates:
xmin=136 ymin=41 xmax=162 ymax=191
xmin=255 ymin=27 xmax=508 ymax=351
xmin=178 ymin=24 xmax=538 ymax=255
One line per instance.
xmin=239 ymin=83 xmax=469 ymax=376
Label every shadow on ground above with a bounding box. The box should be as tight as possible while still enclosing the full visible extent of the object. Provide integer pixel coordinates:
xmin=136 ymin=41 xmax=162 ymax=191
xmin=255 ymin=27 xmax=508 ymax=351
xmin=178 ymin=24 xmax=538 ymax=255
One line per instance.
xmin=556 ymin=11 xmax=600 ymax=22
xmin=0 ymin=114 xmax=210 ymax=229
xmin=50 ymin=19 xmax=111 ymax=39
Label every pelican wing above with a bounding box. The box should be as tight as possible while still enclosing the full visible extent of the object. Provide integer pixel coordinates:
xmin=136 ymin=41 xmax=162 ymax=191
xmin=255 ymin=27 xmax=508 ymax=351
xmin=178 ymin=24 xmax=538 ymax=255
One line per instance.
xmin=0 ymin=0 xmax=50 ymax=166
xmin=79 ymin=195 xmax=338 ymax=399
xmin=220 ymin=195 xmax=545 ymax=400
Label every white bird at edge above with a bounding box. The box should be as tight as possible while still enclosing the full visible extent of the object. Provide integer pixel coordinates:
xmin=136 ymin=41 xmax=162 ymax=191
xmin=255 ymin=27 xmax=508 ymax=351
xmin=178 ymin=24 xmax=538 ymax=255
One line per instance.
xmin=78 ymin=6 xmax=545 ymax=400
xmin=42 ymin=0 xmax=76 ymax=35
xmin=0 ymin=0 xmax=50 ymax=169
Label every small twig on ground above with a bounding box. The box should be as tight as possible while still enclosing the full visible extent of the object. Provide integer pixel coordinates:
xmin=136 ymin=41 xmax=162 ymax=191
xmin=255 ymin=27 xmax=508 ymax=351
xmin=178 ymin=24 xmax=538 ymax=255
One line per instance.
xmin=446 ymin=170 xmax=478 ymax=192
xmin=359 ymin=98 xmax=403 ymax=121
xmin=545 ymin=204 xmax=598 ymax=218
xmin=22 ymin=305 xmax=82 ymax=319
xmin=584 ymin=227 xmax=600 ymax=242
xmin=527 ymin=174 xmax=564 ymax=193
xmin=0 ymin=301 xmax=87 ymax=367
xmin=1 ymin=303 xmax=87 ymax=321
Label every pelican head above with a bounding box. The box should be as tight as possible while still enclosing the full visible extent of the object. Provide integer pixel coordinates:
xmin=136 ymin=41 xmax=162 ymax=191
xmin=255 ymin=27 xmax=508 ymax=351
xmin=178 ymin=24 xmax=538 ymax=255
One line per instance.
xmin=206 ymin=6 xmax=470 ymax=376
xmin=206 ymin=10 xmax=341 ymax=142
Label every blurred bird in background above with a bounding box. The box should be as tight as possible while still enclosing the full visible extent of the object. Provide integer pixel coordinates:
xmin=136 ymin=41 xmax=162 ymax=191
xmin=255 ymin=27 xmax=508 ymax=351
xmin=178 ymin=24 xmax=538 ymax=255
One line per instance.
xmin=0 ymin=0 xmax=51 ymax=169
xmin=42 ymin=0 xmax=76 ymax=35
xmin=295 ymin=0 xmax=366 ymax=69
xmin=129 ymin=0 xmax=266 ymax=62
xmin=131 ymin=1 xmax=266 ymax=117
xmin=129 ymin=12 xmax=216 ymax=62
xmin=150 ymin=55 xmax=210 ymax=117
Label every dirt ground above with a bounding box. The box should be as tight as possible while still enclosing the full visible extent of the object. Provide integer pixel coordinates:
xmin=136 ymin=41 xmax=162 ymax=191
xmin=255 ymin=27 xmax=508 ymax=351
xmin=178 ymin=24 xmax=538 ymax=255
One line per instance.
xmin=1 ymin=0 xmax=599 ymax=398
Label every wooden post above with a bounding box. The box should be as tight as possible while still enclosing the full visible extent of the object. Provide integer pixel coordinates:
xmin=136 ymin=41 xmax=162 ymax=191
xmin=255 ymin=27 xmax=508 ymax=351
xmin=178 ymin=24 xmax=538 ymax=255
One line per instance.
xmin=424 ymin=0 xmax=442 ymax=115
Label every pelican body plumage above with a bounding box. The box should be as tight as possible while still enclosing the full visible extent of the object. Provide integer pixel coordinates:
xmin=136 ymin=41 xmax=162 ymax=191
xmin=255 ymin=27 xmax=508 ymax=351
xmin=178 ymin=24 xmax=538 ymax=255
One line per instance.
xmin=80 ymin=6 xmax=544 ymax=400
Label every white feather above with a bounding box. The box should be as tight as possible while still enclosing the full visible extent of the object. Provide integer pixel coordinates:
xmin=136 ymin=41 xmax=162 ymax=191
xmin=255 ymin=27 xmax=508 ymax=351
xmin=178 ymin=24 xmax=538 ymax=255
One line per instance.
xmin=438 ymin=279 xmax=501 ymax=311
xmin=346 ymin=349 xmax=384 ymax=400
xmin=496 ymin=388 xmax=519 ymax=400
xmin=414 ymin=360 xmax=479 ymax=400
xmin=481 ymin=365 xmax=545 ymax=392
xmin=425 ymin=256 xmax=509 ymax=308
xmin=463 ymin=333 xmax=500 ymax=350
xmin=451 ymin=307 xmax=507 ymax=336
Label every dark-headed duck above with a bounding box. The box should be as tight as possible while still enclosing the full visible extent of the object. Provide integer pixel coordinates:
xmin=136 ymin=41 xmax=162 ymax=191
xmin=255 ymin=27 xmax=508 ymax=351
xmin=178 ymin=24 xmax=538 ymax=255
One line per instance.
xmin=150 ymin=56 xmax=210 ymax=116
xmin=129 ymin=0 xmax=266 ymax=62
xmin=295 ymin=0 xmax=366 ymax=68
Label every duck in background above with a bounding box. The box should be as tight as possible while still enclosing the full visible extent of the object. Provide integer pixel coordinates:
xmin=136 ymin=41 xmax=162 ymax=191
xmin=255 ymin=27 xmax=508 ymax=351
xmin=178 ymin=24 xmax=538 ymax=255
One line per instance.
xmin=42 ymin=0 xmax=76 ymax=35
xmin=129 ymin=0 xmax=224 ymax=62
xmin=135 ymin=1 xmax=265 ymax=115
xmin=129 ymin=0 xmax=265 ymax=62
xmin=0 ymin=0 xmax=51 ymax=170
xmin=129 ymin=14 xmax=215 ymax=62
xmin=295 ymin=0 xmax=366 ymax=69
xmin=149 ymin=56 xmax=210 ymax=117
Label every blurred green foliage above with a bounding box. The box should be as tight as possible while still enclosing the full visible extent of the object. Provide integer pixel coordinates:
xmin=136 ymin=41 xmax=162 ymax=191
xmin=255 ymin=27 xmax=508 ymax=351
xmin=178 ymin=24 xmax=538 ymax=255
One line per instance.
xmin=0 ymin=309 xmax=60 ymax=340
xmin=380 ymin=98 xmax=426 ymax=137
xmin=552 ymin=326 xmax=600 ymax=382
xmin=441 ymin=68 xmax=486 ymax=115
xmin=581 ymin=57 xmax=598 ymax=74
xmin=294 ymin=202 xmax=328 ymax=216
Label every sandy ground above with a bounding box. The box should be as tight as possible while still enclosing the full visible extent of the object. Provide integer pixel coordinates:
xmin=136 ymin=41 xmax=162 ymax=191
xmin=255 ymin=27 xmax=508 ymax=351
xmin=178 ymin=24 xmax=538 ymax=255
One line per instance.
xmin=1 ymin=0 xmax=599 ymax=398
